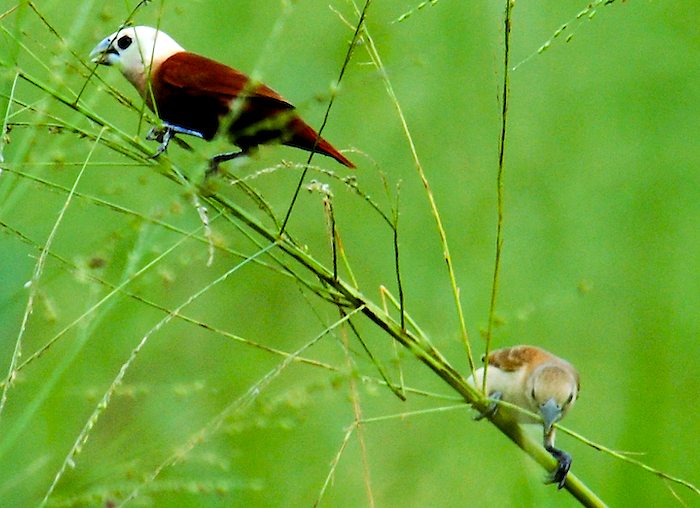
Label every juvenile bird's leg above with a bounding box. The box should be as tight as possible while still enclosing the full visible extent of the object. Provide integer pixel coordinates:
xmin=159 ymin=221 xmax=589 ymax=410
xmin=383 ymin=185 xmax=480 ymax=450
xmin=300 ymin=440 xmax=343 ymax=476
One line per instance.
xmin=207 ymin=150 xmax=246 ymax=176
xmin=543 ymin=427 xmax=572 ymax=489
xmin=474 ymin=391 xmax=503 ymax=421
xmin=146 ymin=123 xmax=205 ymax=158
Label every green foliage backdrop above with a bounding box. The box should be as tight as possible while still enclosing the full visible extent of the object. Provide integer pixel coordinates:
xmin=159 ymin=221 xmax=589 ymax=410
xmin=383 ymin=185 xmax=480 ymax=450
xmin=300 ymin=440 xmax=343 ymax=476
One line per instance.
xmin=1 ymin=1 xmax=699 ymax=506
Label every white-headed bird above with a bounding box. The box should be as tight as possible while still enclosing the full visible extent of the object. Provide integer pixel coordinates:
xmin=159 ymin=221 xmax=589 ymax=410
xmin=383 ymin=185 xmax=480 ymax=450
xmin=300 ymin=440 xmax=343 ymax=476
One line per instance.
xmin=467 ymin=345 xmax=580 ymax=488
xmin=89 ymin=26 xmax=354 ymax=172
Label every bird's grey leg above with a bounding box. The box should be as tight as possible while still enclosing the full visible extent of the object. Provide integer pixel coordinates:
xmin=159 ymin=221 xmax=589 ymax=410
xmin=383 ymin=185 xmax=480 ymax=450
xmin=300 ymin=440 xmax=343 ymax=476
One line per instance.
xmin=474 ymin=391 xmax=503 ymax=421
xmin=543 ymin=428 xmax=572 ymax=489
xmin=146 ymin=127 xmax=174 ymax=158
xmin=207 ymin=150 xmax=246 ymax=176
xmin=146 ymin=123 xmax=205 ymax=158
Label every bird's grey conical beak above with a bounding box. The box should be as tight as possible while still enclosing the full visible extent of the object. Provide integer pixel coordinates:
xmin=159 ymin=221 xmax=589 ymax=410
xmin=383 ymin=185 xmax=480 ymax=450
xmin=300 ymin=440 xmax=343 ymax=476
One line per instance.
xmin=540 ymin=398 xmax=562 ymax=434
xmin=89 ymin=38 xmax=113 ymax=65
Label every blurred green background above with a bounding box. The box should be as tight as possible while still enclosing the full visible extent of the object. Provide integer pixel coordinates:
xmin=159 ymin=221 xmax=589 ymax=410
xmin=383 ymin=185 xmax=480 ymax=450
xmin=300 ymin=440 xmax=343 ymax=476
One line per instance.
xmin=1 ymin=1 xmax=699 ymax=506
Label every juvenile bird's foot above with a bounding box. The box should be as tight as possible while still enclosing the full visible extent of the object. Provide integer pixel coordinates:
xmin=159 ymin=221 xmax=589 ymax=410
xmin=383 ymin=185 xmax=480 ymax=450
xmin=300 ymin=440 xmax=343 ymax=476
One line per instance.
xmin=544 ymin=444 xmax=572 ymax=489
xmin=207 ymin=150 xmax=245 ymax=177
xmin=474 ymin=391 xmax=503 ymax=421
xmin=146 ymin=123 xmax=205 ymax=158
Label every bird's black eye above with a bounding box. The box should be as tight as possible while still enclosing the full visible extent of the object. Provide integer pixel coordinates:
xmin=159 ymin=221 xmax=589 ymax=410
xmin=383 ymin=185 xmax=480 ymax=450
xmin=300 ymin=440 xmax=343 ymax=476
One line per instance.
xmin=117 ymin=35 xmax=132 ymax=50
xmin=530 ymin=388 xmax=536 ymax=399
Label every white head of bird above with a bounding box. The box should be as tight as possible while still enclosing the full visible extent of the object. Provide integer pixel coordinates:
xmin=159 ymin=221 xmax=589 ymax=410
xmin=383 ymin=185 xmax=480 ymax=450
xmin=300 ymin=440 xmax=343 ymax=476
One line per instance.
xmin=90 ymin=26 xmax=184 ymax=95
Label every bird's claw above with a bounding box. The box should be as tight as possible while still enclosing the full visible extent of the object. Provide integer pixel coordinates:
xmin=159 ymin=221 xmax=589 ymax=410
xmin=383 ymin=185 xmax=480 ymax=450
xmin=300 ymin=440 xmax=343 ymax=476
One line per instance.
xmin=474 ymin=391 xmax=502 ymax=421
xmin=544 ymin=445 xmax=572 ymax=489
xmin=207 ymin=150 xmax=245 ymax=177
xmin=146 ymin=125 xmax=166 ymax=143
xmin=146 ymin=124 xmax=205 ymax=159
xmin=146 ymin=125 xmax=174 ymax=158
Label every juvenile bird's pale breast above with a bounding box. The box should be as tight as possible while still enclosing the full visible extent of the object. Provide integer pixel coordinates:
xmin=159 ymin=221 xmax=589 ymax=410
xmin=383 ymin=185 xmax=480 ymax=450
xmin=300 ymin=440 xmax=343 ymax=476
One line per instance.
xmin=468 ymin=366 xmax=539 ymax=423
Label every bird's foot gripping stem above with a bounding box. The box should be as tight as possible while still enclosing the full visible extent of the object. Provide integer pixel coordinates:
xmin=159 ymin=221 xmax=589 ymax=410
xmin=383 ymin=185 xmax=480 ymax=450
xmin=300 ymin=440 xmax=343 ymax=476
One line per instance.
xmin=474 ymin=391 xmax=502 ymax=421
xmin=544 ymin=443 xmax=572 ymax=489
xmin=207 ymin=151 xmax=246 ymax=177
xmin=146 ymin=123 xmax=204 ymax=158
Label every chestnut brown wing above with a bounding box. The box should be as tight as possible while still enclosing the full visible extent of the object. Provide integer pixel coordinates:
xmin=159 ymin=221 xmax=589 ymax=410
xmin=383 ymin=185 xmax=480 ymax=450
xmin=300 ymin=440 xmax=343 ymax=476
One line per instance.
xmin=153 ymin=52 xmax=294 ymax=141
xmin=154 ymin=52 xmax=354 ymax=167
xmin=486 ymin=346 xmax=552 ymax=372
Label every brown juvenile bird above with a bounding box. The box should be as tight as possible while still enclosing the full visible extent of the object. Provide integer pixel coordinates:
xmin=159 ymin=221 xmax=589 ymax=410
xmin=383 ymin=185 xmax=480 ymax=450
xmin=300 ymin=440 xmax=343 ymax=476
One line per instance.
xmin=467 ymin=345 xmax=580 ymax=489
xmin=89 ymin=26 xmax=354 ymax=172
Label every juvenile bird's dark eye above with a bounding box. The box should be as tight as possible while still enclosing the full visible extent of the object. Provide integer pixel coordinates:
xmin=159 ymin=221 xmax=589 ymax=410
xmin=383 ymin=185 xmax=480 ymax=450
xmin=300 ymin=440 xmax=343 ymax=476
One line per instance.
xmin=117 ymin=35 xmax=132 ymax=50
xmin=530 ymin=388 xmax=536 ymax=399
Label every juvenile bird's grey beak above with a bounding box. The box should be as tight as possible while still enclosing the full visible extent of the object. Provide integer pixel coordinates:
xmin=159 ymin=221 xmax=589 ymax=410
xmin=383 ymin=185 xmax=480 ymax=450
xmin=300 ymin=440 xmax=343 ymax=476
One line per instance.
xmin=540 ymin=398 xmax=562 ymax=434
xmin=89 ymin=38 xmax=115 ymax=65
